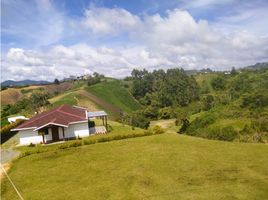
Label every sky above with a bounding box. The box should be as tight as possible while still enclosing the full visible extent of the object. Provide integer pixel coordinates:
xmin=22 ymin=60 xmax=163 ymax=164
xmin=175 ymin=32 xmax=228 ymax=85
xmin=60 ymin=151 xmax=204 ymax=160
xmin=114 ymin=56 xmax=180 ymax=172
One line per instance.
xmin=1 ymin=0 xmax=268 ymax=81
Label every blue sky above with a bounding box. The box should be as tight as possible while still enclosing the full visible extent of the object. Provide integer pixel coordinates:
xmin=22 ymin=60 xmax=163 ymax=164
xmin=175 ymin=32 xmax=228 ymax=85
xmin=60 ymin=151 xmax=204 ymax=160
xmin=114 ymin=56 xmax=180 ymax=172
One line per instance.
xmin=1 ymin=0 xmax=268 ymax=81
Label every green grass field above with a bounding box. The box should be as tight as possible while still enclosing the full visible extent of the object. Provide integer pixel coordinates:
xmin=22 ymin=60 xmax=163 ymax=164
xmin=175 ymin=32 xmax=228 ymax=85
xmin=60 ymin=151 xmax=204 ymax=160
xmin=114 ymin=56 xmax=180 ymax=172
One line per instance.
xmin=2 ymin=133 xmax=268 ymax=200
xmin=86 ymin=80 xmax=141 ymax=113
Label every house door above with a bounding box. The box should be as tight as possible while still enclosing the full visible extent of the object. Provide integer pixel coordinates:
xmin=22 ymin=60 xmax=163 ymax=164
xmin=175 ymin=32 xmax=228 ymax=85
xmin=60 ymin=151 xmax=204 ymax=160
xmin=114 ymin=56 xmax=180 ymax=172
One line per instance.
xmin=52 ymin=127 xmax=60 ymax=141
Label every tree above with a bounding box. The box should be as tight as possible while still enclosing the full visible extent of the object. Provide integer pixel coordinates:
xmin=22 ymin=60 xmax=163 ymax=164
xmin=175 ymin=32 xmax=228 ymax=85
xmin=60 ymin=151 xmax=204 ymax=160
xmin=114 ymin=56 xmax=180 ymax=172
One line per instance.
xmin=230 ymin=67 xmax=238 ymax=76
xmin=179 ymin=118 xmax=189 ymax=133
xmin=211 ymin=75 xmax=225 ymax=90
xmin=54 ymin=79 xmax=60 ymax=85
xmin=30 ymin=92 xmax=50 ymax=111
xmin=203 ymin=95 xmax=214 ymax=111
xmin=131 ymin=111 xmax=150 ymax=129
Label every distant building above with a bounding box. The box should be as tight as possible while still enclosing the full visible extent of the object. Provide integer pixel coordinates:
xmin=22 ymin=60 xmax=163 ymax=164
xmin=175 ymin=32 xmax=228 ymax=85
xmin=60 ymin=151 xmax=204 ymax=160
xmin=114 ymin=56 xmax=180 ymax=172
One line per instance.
xmin=8 ymin=116 xmax=29 ymax=123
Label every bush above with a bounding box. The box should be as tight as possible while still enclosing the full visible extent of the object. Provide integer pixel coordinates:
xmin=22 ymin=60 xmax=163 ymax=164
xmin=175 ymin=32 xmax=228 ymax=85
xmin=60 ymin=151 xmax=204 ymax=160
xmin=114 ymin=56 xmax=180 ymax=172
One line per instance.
xmin=28 ymin=143 xmax=36 ymax=147
xmin=69 ymin=141 xmax=82 ymax=147
xmin=186 ymin=114 xmax=215 ymax=133
xmin=152 ymin=125 xmax=165 ymax=134
xmin=87 ymin=77 xmax=101 ymax=86
xmin=241 ymin=93 xmax=268 ymax=109
xmin=211 ymin=75 xmax=226 ymax=90
xmin=251 ymin=118 xmax=268 ymax=132
xmin=131 ymin=112 xmax=150 ymax=129
xmin=58 ymin=144 xmax=69 ymax=149
xmin=203 ymin=95 xmax=215 ymax=111
xmin=207 ymin=126 xmax=238 ymax=141
xmin=83 ymin=139 xmax=97 ymax=145
xmin=220 ymin=126 xmax=238 ymax=141
xmin=179 ymin=118 xmax=190 ymax=133
xmin=158 ymin=107 xmax=174 ymax=119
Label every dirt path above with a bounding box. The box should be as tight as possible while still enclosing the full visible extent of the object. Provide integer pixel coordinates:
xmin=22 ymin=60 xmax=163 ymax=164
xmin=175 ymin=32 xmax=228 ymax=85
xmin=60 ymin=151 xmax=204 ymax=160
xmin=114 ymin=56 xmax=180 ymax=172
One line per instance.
xmin=0 ymin=149 xmax=20 ymax=179
xmin=1 ymin=149 xmax=20 ymax=164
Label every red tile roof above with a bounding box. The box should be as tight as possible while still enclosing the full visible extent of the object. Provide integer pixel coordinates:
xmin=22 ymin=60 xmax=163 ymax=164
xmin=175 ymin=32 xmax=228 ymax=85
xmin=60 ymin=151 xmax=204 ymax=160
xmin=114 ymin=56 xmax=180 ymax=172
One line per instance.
xmin=14 ymin=105 xmax=87 ymax=130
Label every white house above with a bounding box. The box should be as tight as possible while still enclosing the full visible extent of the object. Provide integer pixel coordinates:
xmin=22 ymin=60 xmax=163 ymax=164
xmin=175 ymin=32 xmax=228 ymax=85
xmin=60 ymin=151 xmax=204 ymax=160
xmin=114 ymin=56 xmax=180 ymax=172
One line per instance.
xmin=12 ymin=105 xmax=108 ymax=145
xmin=8 ymin=116 xmax=29 ymax=123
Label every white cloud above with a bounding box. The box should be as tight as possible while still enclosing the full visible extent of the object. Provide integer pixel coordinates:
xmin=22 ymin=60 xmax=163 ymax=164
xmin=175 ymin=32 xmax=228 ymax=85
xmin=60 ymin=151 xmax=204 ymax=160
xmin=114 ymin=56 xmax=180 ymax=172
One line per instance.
xmin=2 ymin=6 xmax=268 ymax=81
xmin=2 ymin=0 xmax=65 ymax=47
xmin=80 ymin=6 xmax=141 ymax=37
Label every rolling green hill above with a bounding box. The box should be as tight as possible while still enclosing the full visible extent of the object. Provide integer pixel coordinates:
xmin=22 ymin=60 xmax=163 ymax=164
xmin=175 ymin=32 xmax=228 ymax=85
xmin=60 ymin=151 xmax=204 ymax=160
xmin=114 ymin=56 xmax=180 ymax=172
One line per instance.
xmin=86 ymin=80 xmax=141 ymax=114
xmin=2 ymin=133 xmax=268 ymax=199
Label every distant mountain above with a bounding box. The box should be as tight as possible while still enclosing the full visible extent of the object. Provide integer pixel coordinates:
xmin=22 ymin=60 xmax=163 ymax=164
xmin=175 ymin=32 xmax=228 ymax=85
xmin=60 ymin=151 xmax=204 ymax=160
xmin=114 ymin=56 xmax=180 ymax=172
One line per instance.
xmin=1 ymin=79 xmax=50 ymax=87
xmin=245 ymin=62 xmax=268 ymax=70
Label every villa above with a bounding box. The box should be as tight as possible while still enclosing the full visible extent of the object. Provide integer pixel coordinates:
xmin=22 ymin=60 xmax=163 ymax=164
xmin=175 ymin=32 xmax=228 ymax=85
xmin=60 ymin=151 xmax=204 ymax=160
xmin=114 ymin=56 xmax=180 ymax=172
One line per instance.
xmin=12 ymin=105 xmax=108 ymax=145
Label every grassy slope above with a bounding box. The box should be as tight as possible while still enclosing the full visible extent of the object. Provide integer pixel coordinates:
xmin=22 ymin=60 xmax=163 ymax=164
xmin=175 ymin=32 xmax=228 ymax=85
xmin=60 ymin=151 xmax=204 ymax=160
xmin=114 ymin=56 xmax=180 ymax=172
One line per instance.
xmin=86 ymin=80 xmax=141 ymax=114
xmin=1 ymin=133 xmax=268 ymax=200
xmin=49 ymin=80 xmax=141 ymax=119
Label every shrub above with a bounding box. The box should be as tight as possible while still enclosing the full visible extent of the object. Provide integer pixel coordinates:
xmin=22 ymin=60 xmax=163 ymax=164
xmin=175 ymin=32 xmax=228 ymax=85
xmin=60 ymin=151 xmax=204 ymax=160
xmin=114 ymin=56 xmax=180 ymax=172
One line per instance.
xmin=220 ymin=126 xmax=238 ymax=141
xmin=211 ymin=75 xmax=226 ymax=90
xmin=58 ymin=144 xmax=69 ymax=149
xmin=186 ymin=114 xmax=215 ymax=133
xmin=203 ymin=95 xmax=214 ymax=111
xmin=239 ymin=124 xmax=252 ymax=135
xmin=28 ymin=143 xmax=36 ymax=147
xmin=207 ymin=126 xmax=238 ymax=141
xmin=131 ymin=112 xmax=150 ymax=129
xmin=144 ymin=129 xmax=154 ymax=136
xmin=158 ymin=107 xmax=174 ymax=119
xmin=179 ymin=118 xmax=190 ymax=133
xmin=83 ymin=139 xmax=97 ymax=145
xmin=69 ymin=141 xmax=82 ymax=147
xmin=252 ymin=133 xmax=264 ymax=143
xmin=97 ymin=137 xmax=111 ymax=143
xmin=251 ymin=118 xmax=268 ymax=132
xmin=241 ymin=93 xmax=268 ymax=109
xmin=152 ymin=125 xmax=165 ymax=134
xmin=87 ymin=77 xmax=101 ymax=86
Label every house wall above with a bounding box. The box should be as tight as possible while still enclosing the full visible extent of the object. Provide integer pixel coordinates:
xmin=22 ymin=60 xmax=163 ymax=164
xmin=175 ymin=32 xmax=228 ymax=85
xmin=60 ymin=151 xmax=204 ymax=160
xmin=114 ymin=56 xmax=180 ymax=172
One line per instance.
xmin=19 ymin=129 xmax=43 ymax=145
xmin=44 ymin=128 xmax=52 ymax=142
xmin=58 ymin=127 xmax=64 ymax=139
xmin=18 ymin=121 xmax=89 ymax=145
xmin=65 ymin=122 xmax=89 ymax=138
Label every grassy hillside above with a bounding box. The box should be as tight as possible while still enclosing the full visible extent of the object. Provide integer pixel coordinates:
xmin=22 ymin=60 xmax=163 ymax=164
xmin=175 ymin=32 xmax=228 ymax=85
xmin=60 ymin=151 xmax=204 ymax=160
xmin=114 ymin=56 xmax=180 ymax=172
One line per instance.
xmin=49 ymin=80 xmax=141 ymax=119
xmin=86 ymin=80 xmax=141 ymax=114
xmin=2 ymin=133 xmax=268 ymax=199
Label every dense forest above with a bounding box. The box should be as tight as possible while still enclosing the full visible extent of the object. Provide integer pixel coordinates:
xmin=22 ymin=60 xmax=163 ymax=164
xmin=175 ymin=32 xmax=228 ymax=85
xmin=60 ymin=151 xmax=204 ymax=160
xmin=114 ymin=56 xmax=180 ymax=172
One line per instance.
xmin=124 ymin=67 xmax=268 ymax=143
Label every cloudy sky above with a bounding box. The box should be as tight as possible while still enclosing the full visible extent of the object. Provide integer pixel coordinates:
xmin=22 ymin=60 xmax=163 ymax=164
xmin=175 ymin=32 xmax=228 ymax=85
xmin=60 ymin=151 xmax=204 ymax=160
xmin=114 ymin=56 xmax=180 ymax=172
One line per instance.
xmin=1 ymin=0 xmax=268 ymax=81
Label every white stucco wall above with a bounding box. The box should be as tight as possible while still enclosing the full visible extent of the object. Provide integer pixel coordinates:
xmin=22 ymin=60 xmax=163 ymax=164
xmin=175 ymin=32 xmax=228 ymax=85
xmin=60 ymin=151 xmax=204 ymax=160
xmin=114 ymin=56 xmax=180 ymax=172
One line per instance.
xmin=19 ymin=129 xmax=43 ymax=145
xmin=65 ymin=122 xmax=89 ymax=138
xmin=58 ymin=127 xmax=64 ymax=139
xmin=18 ymin=122 xmax=89 ymax=145
xmin=44 ymin=128 xmax=52 ymax=142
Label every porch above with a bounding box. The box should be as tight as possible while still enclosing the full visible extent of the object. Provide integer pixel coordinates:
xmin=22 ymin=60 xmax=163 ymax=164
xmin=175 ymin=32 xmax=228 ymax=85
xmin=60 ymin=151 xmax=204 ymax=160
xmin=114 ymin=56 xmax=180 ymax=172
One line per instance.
xmin=87 ymin=111 xmax=108 ymax=135
xmin=37 ymin=125 xmax=67 ymax=144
